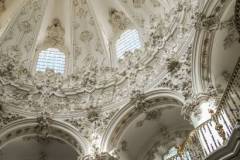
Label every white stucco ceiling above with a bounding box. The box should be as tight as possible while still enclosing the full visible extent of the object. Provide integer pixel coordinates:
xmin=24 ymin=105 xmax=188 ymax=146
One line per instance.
xmin=116 ymin=105 xmax=192 ymax=160
xmin=211 ymin=0 xmax=240 ymax=93
xmin=0 ymin=136 xmax=78 ymax=160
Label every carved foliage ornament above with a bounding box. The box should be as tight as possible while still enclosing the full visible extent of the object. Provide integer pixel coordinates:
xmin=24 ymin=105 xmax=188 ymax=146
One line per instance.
xmin=195 ymin=0 xmax=227 ymax=30
xmin=80 ymin=30 xmax=93 ymax=42
xmin=46 ymin=18 xmax=65 ymax=46
xmin=109 ymin=8 xmax=130 ymax=31
xmin=158 ymin=47 xmax=192 ymax=99
xmin=181 ymin=84 xmax=217 ymax=120
xmin=65 ymin=109 xmax=117 ymax=140
xmin=0 ymin=109 xmax=24 ymax=129
xmin=223 ymin=18 xmax=239 ymax=49
xmin=35 ymin=112 xmax=52 ymax=139
xmin=166 ymin=57 xmax=181 ymax=73
xmin=133 ymin=0 xmax=145 ymax=8
xmin=81 ymin=152 xmax=118 ymax=160
xmin=0 ymin=0 xmax=197 ymax=115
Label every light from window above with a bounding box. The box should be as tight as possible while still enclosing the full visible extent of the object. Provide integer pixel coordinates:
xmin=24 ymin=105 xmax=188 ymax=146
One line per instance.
xmin=36 ymin=48 xmax=65 ymax=74
xmin=163 ymin=147 xmax=178 ymax=160
xmin=116 ymin=29 xmax=141 ymax=58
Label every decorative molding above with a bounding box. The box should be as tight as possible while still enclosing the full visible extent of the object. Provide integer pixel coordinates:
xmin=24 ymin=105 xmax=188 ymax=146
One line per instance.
xmin=81 ymin=152 xmax=118 ymax=160
xmin=0 ymin=109 xmax=24 ymax=129
xmin=181 ymin=84 xmax=217 ymax=120
xmin=0 ymin=118 xmax=88 ymax=155
xmin=35 ymin=112 xmax=52 ymax=139
xmin=157 ymin=46 xmax=192 ymax=100
xmin=109 ymin=8 xmax=130 ymax=32
xmin=0 ymin=0 xmax=198 ymax=117
xmin=191 ymin=0 xmax=232 ymax=95
xmin=45 ymin=18 xmax=65 ymax=47
xmin=235 ymin=0 xmax=240 ymax=36
xmin=133 ymin=0 xmax=145 ymax=8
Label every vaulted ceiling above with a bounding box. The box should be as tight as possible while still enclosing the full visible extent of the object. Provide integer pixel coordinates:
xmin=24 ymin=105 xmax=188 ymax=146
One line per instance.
xmin=0 ymin=136 xmax=78 ymax=160
xmin=0 ymin=0 xmax=199 ymax=116
xmin=0 ymin=0 xmax=239 ymax=160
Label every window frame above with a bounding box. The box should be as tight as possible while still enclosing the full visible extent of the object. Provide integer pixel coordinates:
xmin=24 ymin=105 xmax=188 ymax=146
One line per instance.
xmin=110 ymin=28 xmax=143 ymax=66
xmin=32 ymin=45 xmax=70 ymax=76
xmin=36 ymin=48 xmax=66 ymax=74
xmin=115 ymin=29 xmax=142 ymax=59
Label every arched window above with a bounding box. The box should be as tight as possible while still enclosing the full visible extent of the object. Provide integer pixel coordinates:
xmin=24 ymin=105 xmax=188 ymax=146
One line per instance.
xmin=116 ymin=29 xmax=141 ymax=58
xmin=36 ymin=48 xmax=65 ymax=74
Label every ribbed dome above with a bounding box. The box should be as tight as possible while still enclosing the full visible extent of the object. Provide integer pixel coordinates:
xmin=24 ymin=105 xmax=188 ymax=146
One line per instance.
xmin=0 ymin=0 xmax=199 ymax=116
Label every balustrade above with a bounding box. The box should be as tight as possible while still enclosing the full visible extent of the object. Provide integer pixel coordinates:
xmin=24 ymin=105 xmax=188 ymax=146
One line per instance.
xmin=168 ymin=58 xmax=240 ymax=160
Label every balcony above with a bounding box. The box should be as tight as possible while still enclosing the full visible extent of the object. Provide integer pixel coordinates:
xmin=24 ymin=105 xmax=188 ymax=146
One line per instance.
xmin=166 ymin=58 xmax=240 ymax=160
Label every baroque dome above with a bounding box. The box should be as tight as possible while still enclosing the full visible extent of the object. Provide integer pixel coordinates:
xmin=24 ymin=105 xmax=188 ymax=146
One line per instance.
xmin=1 ymin=0 xmax=240 ymax=160
xmin=0 ymin=0 xmax=199 ymax=117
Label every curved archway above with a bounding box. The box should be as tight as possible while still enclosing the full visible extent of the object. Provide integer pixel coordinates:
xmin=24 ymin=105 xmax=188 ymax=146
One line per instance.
xmin=0 ymin=136 xmax=78 ymax=160
xmin=101 ymin=89 xmax=192 ymax=160
xmin=192 ymin=0 xmax=240 ymax=94
xmin=0 ymin=118 xmax=89 ymax=157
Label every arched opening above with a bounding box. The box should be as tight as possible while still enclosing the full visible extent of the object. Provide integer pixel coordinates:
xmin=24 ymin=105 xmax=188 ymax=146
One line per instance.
xmin=0 ymin=118 xmax=89 ymax=159
xmin=36 ymin=48 xmax=65 ymax=74
xmin=116 ymin=29 xmax=141 ymax=58
xmin=0 ymin=136 xmax=78 ymax=160
xmin=101 ymin=90 xmax=193 ymax=160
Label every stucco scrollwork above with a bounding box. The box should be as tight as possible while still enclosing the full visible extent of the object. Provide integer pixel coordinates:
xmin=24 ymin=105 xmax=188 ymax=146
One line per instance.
xmin=0 ymin=109 xmax=24 ymax=129
xmin=82 ymin=152 xmax=118 ymax=160
xmin=157 ymin=47 xmax=193 ymax=100
xmin=0 ymin=0 xmax=200 ymax=117
xmin=80 ymin=30 xmax=94 ymax=42
xmin=181 ymin=84 xmax=217 ymax=120
xmin=35 ymin=112 xmax=52 ymax=139
xmin=109 ymin=8 xmax=130 ymax=31
xmin=133 ymin=0 xmax=145 ymax=8
xmin=45 ymin=18 xmax=65 ymax=47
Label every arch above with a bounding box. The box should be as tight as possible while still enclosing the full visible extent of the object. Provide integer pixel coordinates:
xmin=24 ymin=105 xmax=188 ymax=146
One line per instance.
xmin=36 ymin=48 xmax=65 ymax=74
xmin=115 ymin=29 xmax=142 ymax=58
xmin=101 ymin=89 xmax=187 ymax=153
xmin=0 ymin=118 xmax=89 ymax=156
xmin=191 ymin=0 xmax=236 ymax=94
xmin=32 ymin=42 xmax=71 ymax=76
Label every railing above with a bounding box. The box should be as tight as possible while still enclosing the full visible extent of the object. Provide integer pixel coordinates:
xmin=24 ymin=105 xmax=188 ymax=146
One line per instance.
xmin=170 ymin=58 xmax=240 ymax=160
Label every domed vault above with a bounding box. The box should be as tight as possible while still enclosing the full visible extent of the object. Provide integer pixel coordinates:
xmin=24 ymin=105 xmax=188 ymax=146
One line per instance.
xmin=0 ymin=0 xmax=198 ymax=115
xmin=0 ymin=0 xmax=219 ymax=159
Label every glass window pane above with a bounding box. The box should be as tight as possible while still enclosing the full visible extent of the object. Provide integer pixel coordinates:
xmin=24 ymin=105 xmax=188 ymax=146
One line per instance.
xmin=116 ymin=29 xmax=141 ymax=58
xmin=36 ymin=48 xmax=65 ymax=74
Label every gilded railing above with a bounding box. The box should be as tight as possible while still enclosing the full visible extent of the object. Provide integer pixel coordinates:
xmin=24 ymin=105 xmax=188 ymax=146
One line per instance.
xmin=235 ymin=0 xmax=240 ymax=35
xmin=167 ymin=58 xmax=240 ymax=160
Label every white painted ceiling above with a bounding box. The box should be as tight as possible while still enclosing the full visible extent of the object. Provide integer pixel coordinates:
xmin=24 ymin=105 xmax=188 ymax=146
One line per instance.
xmin=0 ymin=136 xmax=78 ymax=160
xmin=115 ymin=105 xmax=192 ymax=160
xmin=211 ymin=0 xmax=240 ymax=93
